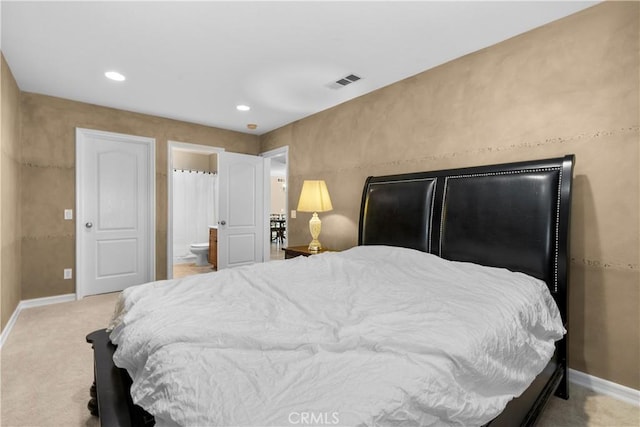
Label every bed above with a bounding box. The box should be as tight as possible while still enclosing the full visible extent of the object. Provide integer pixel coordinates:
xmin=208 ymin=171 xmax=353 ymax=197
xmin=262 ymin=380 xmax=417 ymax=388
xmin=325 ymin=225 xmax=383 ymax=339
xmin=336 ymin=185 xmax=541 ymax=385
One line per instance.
xmin=87 ymin=154 xmax=574 ymax=426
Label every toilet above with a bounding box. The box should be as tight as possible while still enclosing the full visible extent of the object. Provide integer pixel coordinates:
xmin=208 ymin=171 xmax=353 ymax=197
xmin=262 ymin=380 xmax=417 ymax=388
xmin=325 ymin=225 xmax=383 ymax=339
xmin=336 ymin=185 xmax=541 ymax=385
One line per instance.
xmin=189 ymin=242 xmax=209 ymax=266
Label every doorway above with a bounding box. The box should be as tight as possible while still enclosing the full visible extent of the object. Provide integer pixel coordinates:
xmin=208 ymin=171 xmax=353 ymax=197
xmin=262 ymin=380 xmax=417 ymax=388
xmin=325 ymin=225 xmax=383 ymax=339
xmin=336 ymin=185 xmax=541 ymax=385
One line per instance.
xmin=167 ymin=143 xmax=270 ymax=278
xmin=167 ymin=141 xmax=224 ymax=279
xmin=261 ymin=146 xmax=289 ymax=261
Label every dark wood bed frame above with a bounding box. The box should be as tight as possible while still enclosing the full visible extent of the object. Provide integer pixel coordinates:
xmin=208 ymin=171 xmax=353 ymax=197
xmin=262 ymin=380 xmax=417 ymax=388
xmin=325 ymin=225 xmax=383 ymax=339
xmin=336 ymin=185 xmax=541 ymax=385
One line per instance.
xmin=87 ymin=154 xmax=574 ymax=426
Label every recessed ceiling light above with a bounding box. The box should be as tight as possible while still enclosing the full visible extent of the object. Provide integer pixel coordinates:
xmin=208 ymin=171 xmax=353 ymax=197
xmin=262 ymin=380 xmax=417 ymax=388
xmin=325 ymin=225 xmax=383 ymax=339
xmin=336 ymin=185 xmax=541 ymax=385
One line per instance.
xmin=236 ymin=105 xmax=251 ymax=111
xmin=247 ymin=124 xmax=258 ymax=130
xmin=105 ymin=71 xmax=126 ymax=82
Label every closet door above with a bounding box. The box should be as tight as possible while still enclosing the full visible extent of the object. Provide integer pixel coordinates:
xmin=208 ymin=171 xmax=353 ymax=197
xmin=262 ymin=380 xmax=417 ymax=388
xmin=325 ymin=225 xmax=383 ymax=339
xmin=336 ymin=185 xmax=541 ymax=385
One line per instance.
xmin=76 ymin=128 xmax=155 ymax=298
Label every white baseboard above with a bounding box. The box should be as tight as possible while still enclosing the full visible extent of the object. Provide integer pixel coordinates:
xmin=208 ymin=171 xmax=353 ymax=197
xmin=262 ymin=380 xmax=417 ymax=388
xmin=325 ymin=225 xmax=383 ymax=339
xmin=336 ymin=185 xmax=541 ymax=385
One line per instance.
xmin=569 ymin=368 xmax=640 ymax=407
xmin=18 ymin=293 xmax=76 ymax=310
xmin=0 ymin=293 xmax=76 ymax=348
xmin=0 ymin=302 xmax=22 ymax=348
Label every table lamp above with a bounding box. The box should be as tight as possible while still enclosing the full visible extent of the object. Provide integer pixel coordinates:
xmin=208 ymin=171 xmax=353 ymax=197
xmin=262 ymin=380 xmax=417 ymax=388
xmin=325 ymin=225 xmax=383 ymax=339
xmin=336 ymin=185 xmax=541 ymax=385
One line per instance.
xmin=296 ymin=180 xmax=333 ymax=251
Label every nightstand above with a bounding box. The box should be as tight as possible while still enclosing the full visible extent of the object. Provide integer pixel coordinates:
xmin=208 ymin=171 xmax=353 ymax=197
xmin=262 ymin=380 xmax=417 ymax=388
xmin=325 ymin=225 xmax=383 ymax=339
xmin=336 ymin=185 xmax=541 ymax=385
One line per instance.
xmin=283 ymin=245 xmax=333 ymax=259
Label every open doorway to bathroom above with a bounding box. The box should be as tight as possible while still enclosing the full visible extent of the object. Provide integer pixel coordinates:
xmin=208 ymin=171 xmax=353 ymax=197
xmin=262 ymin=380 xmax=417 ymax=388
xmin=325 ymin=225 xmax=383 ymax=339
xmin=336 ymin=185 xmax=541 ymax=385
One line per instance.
xmin=168 ymin=142 xmax=224 ymax=279
xmin=261 ymin=147 xmax=289 ymax=261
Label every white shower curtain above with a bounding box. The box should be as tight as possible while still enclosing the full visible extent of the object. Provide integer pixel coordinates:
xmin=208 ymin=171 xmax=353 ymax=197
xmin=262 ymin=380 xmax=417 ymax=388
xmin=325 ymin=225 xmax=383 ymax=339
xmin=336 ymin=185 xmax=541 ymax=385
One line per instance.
xmin=172 ymin=170 xmax=217 ymax=261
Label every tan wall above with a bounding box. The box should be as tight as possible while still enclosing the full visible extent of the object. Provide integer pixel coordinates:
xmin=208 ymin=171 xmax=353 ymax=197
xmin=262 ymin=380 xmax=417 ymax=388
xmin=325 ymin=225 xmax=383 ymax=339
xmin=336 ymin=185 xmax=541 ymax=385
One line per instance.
xmin=20 ymin=93 xmax=259 ymax=299
xmin=261 ymin=2 xmax=640 ymax=389
xmin=173 ymin=151 xmax=213 ymax=172
xmin=1 ymin=54 xmax=22 ymax=330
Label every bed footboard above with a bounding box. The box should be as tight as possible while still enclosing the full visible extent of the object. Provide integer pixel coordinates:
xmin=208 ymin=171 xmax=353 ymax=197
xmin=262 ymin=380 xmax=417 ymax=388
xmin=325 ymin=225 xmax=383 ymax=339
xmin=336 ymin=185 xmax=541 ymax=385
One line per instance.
xmin=86 ymin=329 xmax=155 ymax=427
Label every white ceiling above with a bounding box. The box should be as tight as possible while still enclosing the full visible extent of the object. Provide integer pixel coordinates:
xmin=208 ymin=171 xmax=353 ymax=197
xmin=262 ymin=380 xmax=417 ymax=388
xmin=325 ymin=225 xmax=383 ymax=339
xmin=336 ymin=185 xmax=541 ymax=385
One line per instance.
xmin=1 ymin=1 xmax=598 ymax=135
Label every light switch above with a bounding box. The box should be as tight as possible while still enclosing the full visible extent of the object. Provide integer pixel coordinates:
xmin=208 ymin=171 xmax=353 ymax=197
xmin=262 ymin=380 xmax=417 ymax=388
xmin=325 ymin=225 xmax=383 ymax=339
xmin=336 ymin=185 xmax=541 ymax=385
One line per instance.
xmin=64 ymin=268 xmax=72 ymax=279
xmin=291 ymin=210 xmax=296 ymax=219
xmin=64 ymin=209 xmax=73 ymax=220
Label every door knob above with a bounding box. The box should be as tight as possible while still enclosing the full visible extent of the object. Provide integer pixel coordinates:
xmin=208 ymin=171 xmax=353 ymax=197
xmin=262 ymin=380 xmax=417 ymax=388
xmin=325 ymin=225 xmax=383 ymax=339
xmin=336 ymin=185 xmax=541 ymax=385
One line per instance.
xmin=85 ymin=222 xmax=93 ymax=228
xmin=219 ymin=220 xmax=226 ymax=226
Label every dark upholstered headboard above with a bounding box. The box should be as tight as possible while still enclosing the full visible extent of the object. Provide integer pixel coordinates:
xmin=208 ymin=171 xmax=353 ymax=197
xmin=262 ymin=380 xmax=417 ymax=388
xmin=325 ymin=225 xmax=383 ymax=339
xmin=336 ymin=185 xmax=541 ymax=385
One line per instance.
xmin=358 ymin=155 xmax=574 ymax=323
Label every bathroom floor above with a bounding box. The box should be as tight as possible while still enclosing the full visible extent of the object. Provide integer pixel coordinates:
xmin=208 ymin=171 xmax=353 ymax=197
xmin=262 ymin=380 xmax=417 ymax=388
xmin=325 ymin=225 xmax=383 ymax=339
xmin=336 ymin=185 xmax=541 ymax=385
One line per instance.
xmin=173 ymin=263 xmax=215 ymax=278
xmin=172 ymin=244 xmax=286 ymax=279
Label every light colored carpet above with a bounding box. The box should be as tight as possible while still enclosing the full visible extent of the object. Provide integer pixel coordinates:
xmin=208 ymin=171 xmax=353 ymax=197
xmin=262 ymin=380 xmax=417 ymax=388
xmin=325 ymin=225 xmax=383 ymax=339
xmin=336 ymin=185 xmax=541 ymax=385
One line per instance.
xmin=1 ymin=292 xmax=638 ymax=427
xmin=1 ymin=293 xmax=117 ymax=427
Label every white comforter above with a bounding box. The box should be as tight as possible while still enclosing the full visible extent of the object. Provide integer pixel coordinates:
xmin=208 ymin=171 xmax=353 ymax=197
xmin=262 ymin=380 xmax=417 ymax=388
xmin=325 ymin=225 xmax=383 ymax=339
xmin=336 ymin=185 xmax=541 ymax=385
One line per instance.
xmin=109 ymin=245 xmax=565 ymax=427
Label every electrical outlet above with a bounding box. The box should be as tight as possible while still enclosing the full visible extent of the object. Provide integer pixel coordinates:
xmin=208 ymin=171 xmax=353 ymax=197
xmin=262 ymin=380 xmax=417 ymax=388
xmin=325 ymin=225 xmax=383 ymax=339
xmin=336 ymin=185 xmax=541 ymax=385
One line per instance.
xmin=64 ymin=268 xmax=72 ymax=279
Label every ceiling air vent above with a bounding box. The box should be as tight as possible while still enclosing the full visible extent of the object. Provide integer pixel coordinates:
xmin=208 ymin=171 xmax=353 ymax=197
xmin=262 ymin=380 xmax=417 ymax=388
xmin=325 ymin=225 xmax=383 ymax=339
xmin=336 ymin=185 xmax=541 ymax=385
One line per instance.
xmin=327 ymin=73 xmax=362 ymax=90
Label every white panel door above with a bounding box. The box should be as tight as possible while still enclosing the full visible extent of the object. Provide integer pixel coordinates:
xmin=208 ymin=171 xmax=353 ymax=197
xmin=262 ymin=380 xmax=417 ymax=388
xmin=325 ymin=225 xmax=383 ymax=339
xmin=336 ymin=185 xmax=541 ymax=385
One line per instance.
xmin=76 ymin=128 xmax=155 ymax=298
xmin=217 ymin=152 xmax=269 ymax=269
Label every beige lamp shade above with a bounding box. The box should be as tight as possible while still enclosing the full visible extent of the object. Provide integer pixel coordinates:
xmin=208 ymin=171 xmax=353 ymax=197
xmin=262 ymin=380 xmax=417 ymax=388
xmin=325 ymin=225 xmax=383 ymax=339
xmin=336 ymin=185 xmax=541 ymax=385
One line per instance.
xmin=296 ymin=180 xmax=333 ymax=212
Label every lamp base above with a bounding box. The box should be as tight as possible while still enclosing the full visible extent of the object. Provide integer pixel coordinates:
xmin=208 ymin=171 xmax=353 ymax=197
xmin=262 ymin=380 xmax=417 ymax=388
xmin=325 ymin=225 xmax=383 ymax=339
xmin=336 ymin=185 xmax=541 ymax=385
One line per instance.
xmin=308 ymin=212 xmax=322 ymax=252
xmin=307 ymin=239 xmax=322 ymax=252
